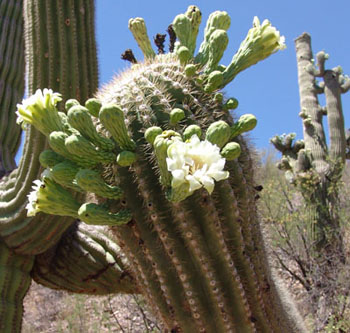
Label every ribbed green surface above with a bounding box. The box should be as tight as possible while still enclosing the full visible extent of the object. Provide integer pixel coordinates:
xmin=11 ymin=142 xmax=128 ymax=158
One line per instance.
xmin=0 ymin=240 xmax=34 ymax=333
xmin=32 ymin=224 xmax=137 ymax=295
xmin=0 ymin=0 xmax=25 ymax=175
xmin=0 ymin=0 xmax=98 ymax=255
xmin=94 ymin=55 xmax=305 ymax=332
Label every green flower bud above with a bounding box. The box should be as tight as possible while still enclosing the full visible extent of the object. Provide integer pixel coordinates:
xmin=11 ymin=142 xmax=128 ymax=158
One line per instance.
xmin=67 ymin=105 xmax=114 ymax=151
xmin=204 ymin=70 xmax=223 ymax=92
xmin=195 ymin=11 xmax=231 ymax=65
xmin=222 ymin=16 xmax=286 ymax=86
xmin=205 ymin=29 xmax=228 ymax=74
xmin=223 ymin=98 xmax=239 ymax=110
xmin=39 ymin=150 xmax=65 ymax=169
xmin=78 ymin=203 xmax=132 ymax=226
xmin=184 ymin=64 xmax=197 ymax=77
xmin=117 ymin=151 xmax=137 ymax=167
xmin=57 ymin=112 xmax=79 ymax=135
xmin=154 ymin=131 xmax=182 ymax=186
xmin=85 ymin=98 xmax=102 ymax=117
xmin=26 ymin=176 xmax=80 ymax=218
xmin=75 ymin=169 xmax=123 ymax=199
xmin=221 ymin=142 xmax=241 ymax=160
xmin=176 ymin=46 xmax=191 ymax=65
xmin=170 ymin=108 xmax=185 ymax=125
xmin=184 ymin=5 xmax=202 ymax=55
xmin=144 ymin=126 xmax=163 ymax=145
xmin=65 ymin=134 xmax=116 ymax=165
xmin=205 ymin=11 xmax=231 ymax=32
xmin=183 ymin=125 xmax=202 ymax=141
xmin=213 ymin=93 xmax=224 ymax=103
xmin=51 ymin=160 xmax=82 ymax=192
xmin=65 ymin=99 xmax=80 ymax=111
xmin=173 ymin=14 xmax=192 ymax=53
xmin=195 ymin=76 xmax=204 ymax=85
xmin=128 ymin=17 xmax=155 ymax=59
xmin=99 ymin=104 xmax=136 ymax=151
xmin=49 ymin=131 xmax=94 ymax=168
xmin=205 ymin=120 xmax=231 ymax=148
xmin=49 ymin=131 xmax=72 ymax=158
xmin=231 ymin=114 xmax=257 ymax=138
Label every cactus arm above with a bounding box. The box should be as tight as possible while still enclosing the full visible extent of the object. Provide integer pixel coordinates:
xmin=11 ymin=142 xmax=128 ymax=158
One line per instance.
xmin=323 ymin=68 xmax=347 ymax=164
xmin=294 ymin=33 xmax=329 ymax=174
xmin=32 ymin=224 xmax=138 ymax=295
xmin=0 ymin=0 xmax=98 ymax=254
xmin=0 ymin=0 xmax=25 ymax=175
xmin=0 ymin=240 xmax=34 ymax=333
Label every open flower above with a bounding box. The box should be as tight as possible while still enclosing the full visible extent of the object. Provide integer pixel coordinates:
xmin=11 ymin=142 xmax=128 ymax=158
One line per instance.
xmin=16 ymin=88 xmax=63 ymax=136
xmin=26 ymin=175 xmax=80 ymax=218
xmin=166 ymin=135 xmax=229 ymax=201
xmin=26 ymin=179 xmax=44 ymax=216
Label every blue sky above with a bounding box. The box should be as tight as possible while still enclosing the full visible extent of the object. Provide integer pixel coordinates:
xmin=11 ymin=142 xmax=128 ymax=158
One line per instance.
xmin=96 ymin=0 xmax=350 ymax=150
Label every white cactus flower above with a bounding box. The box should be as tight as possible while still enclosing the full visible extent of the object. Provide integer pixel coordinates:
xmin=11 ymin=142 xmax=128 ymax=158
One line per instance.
xmin=16 ymin=88 xmax=62 ymax=135
xmin=26 ymin=179 xmax=44 ymax=216
xmin=25 ymin=174 xmax=80 ymax=218
xmin=223 ymin=16 xmax=286 ymax=85
xmin=166 ymin=135 xmax=229 ymax=197
xmin=253 ymin=16 xmax=286 ymax=52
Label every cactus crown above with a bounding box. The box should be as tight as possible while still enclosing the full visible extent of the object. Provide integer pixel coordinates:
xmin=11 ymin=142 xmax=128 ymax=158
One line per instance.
xmin=17 ymin=5 xmax=285 ymax=216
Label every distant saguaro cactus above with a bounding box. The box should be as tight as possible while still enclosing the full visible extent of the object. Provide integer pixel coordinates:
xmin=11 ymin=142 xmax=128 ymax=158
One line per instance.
xmin=271 ymin=33 xmax=350 ymax=254
xmin=0 ymin=2 xmax=307 ymax=332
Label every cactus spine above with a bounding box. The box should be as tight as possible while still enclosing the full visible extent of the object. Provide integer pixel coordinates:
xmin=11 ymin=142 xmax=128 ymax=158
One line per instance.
xmin=21 ymin=6 xmax=306 ymax=332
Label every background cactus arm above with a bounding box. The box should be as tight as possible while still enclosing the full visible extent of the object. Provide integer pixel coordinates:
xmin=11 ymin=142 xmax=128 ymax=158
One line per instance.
xmin=0 ymin=0 xmax=25 ymax=176
xmin=323 ymin=68 xmax=347 ymax=165
xmin=32 ymin=224 xmax=139 ymax=295
xmin=294 ymin=33 xmax=329 ymax=174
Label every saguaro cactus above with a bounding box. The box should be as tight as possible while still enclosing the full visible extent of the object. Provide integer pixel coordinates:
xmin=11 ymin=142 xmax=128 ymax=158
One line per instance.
xmin=14 ymin=6 xmax=308 ymax=332
xmin=0 ymin=1 xmax=137 ymax=332
xmin=271 ymin=33 xmax=350 ymax=253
